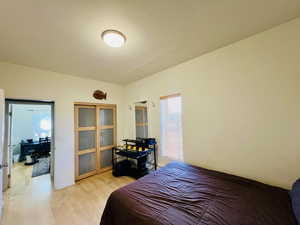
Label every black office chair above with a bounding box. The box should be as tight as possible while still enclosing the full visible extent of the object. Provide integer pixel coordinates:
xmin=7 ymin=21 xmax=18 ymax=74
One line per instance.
xmin=24 ymin=148 xmax=39 ymax=166
xmin=38 ymin=138 xmax=51 ymax=158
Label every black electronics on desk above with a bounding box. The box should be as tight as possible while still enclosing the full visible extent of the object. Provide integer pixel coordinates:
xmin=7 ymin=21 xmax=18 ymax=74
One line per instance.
xmin=20 ymin=137 xmax=51 ymax=162
xmin=112 ymin=138 xmax=157 ymax=179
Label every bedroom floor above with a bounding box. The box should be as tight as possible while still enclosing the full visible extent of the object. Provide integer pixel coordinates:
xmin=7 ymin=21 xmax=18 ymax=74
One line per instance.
xmin=2 ymin=171 xmax=134 ymax=225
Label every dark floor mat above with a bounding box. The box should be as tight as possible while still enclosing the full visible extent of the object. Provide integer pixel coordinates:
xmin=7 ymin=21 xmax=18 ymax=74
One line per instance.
xmin=32 ymin=157 xmax=50 ymax=177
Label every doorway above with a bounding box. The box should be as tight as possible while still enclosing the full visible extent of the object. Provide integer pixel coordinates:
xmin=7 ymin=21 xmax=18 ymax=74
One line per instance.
xmin=3 ymin=99 xmax=54 ymax=193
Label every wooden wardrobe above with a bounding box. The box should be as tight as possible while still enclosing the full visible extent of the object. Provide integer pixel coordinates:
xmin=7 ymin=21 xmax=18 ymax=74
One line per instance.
xmin=74 ymin=103 xmax=116 ymax=181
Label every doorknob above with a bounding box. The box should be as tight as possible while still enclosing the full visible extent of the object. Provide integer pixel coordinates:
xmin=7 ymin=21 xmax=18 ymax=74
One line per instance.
xmin=0 ymin=163 xmax=8 ymax=169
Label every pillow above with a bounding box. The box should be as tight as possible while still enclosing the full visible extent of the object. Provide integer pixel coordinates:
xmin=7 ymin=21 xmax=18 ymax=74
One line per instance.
xmin=291 ymin=179 xmax=300 ymax=224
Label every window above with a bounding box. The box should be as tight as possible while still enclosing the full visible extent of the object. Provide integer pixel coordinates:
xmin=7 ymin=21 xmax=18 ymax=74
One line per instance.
xmin=160 ymin=94 xmax=183 ymax=160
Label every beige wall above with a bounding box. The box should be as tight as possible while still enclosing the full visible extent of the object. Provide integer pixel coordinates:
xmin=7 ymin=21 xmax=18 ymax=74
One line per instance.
xmin=0 ymin=63 xmax=125 ymax=189
xmin=1 ymin=18 xmax=300 ymax=190
xmin=0 ymin=89 xmax=4 ymax=213
xmin=124 ymin=18 xmax=300 ymax=189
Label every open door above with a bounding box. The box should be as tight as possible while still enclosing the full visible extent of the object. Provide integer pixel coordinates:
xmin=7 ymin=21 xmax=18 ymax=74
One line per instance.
xmin=0 ymin=89 xmax=5 ymax=218
xmin=2 ymin=102 xmax=12 ymax=192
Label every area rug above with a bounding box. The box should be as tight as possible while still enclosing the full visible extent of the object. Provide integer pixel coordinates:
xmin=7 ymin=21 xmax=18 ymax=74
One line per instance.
xmin=32 ymin=157 xmax=50 ymax=177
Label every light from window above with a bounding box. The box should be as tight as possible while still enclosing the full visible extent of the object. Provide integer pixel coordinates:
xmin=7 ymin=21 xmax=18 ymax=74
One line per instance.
xmin=160 ymin=94 xmax=183 ymax=160
xmin=40 ymin=119 xmax=51 ymax=131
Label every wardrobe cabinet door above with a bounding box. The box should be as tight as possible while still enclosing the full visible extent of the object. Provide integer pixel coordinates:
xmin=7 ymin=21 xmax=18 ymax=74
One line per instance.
xmin=99 ymin=107 xmax=116 ymax=171
xmin=79 ymin=152 xmax=96 ymax=175
xmin=75 ymin=106 xmax=97 ymax=180
xmin=75 ymin=104 xmax=116 ymax=180
xmin=100 ymin=149 xmax=112 ymax=169
xmin=78 ymin=108 xmax=96 ymax=128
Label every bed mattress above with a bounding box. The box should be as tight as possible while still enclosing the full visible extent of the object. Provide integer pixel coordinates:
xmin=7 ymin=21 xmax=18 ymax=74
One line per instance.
xmin=100 ymin=161 xmax=297 ymax=225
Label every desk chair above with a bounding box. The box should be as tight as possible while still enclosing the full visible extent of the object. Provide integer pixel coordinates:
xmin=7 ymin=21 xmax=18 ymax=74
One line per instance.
xmin=24 ymin=148 xmax=39 ymax=166
xmin=38 ymin=138 xmax=51 ymax=158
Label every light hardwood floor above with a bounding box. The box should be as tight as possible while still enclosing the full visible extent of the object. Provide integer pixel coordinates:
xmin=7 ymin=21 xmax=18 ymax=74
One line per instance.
xmin=8 ymin=163 xmax=34 ymax=198
xmin=1 ymin=167 xmax=134 ymax=225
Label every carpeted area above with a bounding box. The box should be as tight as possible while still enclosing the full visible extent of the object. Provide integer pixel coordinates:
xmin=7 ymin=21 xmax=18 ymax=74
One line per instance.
xmin=32 ymin=157 xmax=51 ymax=177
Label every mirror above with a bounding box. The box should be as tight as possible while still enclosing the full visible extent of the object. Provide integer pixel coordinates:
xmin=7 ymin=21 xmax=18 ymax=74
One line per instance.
xmin=134 ymin=101 xmax=148 ymax=138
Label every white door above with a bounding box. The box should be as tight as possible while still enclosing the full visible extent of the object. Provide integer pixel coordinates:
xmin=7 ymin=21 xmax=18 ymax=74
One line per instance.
xmin=3 ymin=103 xmax=12 ymax=191
xmin=0 ymin=89 xmax=4 ymax=218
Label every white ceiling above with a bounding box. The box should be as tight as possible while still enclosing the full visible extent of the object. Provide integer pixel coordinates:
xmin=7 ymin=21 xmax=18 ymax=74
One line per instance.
xmin=1 ymin=1 xmax=300 ymax=84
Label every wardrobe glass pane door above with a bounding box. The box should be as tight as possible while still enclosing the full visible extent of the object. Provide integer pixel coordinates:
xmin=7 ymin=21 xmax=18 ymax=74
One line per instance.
xmin=100 ymin=128 xmax=113 ymax=147
xmin=76 ymin=105 xmax=116 ymax=180
xmin=100 ymin=149 xmax=112 ymax=168
xmin=79 ymin=152 xmax=96 ymax=175
xmin=76 ymin=106 xmax=97 ymax=180
xmin=100 ymin=109 xmax=113 ymax=126
xmin=79 ymin=130 xmax=96 ymax=151
xmin=99 ymin=108 xmax=115 ymax=148
xmin=78 ymin=108 xmax=96 ymax=127
xmin=99 ymin=107 xmax=116 ymax=170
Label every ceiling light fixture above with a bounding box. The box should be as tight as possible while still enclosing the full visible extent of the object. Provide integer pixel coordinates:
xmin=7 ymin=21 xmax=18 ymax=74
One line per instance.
xmin=101 ymin=30 xmax=126 ymax=48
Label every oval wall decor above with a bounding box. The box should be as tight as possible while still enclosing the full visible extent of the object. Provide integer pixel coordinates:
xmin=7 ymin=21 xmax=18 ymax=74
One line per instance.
xmin=93 ymin=90 xmax=107 ymax=100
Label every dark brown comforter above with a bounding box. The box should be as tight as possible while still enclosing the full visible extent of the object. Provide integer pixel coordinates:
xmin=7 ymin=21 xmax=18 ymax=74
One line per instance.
xmin=100 ymin=161 xmax=297 ymax=225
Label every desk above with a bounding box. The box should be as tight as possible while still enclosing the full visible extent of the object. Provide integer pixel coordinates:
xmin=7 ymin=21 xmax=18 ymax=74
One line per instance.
xmin=112 ymin=138 xmax=157 ymax=178
xmin=19 ymin=141 xmax=51 ymax=162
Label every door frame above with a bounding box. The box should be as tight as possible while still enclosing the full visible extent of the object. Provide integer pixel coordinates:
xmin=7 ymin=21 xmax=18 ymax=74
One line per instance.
xmin=3 ymin=99 xmax=55 ymax=191
xmin=74 ymin=102 xmax=117 ymax=181
xmin=0 ymin=89 xmax=4 ymax=219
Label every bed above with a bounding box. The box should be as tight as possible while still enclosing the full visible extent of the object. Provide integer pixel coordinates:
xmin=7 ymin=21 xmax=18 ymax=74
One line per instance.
xmin=100 ymin=161 xmax=297 ymax=225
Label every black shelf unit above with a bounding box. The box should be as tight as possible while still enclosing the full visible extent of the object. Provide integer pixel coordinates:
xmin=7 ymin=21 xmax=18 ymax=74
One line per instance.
xmin=112 ymin=138 xmax=157 ymax=179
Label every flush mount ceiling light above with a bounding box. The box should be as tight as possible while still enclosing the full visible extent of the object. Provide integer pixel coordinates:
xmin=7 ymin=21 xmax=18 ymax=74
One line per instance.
xmin=101 ymin=30 xmax=126 ymax=48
